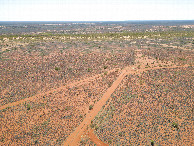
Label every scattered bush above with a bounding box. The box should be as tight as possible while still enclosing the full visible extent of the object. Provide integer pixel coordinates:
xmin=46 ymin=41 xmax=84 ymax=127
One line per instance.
xmin=104 ymin=65 xmax=108 ymax=69
xmin=151 ymin=140 xmax=154 ymax=146
xmin=55 ymin=67 xmax=60 ymax=71
xmin=172 ymin=122 xmax=178 ymax=129
xmin=87 ymin=68 xmax=92 ymax=72
xmin=108 ymin=139 xmax=112 ymax=144
xmin=27 ymin=104 xmax=31 ymax=110
xmin=89 ymin=105 xmax=94 ymax=110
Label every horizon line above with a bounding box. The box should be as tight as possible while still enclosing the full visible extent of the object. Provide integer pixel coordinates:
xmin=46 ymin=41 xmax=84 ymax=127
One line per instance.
xmin=0 ymin=20 xmax=194 ymax=22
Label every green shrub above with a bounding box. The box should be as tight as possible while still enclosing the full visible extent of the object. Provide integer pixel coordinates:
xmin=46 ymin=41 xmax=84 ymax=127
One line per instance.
xmin=151 ymin=140 xmax=154 ymax=146
xmin=137 ymin=65 xmax=141 ymax=69
xmin=95 ymin=126 xmax=99 ymax=131
xmin=172 ymin=122 xmax=178 ymax=129
xmin=27 ymin=104 xmax=31 ymax=110
xmin=87 ymin=68 xmax=92 ymax=72
xmin=104 ymin=65 xmax=108 ymax=69
xmin=89 ymin=105 xmax=94 ymax=110
xmin=55 ymin=67 xmax=60 ymax=71
xmin=108 ymin=139 xmax=112 ymax=144
xmin=159 ymin=64 xmax=162 ymax=67
xmin=178 ymin=57 xmax=186 ymax=61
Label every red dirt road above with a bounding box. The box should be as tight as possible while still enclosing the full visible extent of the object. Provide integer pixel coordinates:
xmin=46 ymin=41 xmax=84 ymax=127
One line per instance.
xmin=0 ymin=68 xmax=120 ymax=111
xmin=63 ymin=69 xmax=128 ymax=146
xmin=63 ymin=64 xmax=190 ymax=146
xmin=88 ymin=128 xmax=108 ymax=146
xmin=1 ymin=49 xmax=191 ymax=145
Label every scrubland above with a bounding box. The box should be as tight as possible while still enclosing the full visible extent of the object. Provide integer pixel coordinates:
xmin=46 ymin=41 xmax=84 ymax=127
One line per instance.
xmin=0 ymin=23 xmax=193 ymax=145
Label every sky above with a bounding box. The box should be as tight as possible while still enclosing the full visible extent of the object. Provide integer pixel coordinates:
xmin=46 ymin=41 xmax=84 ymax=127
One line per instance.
xmin=0 ymin=0 xmax=194 ymax=21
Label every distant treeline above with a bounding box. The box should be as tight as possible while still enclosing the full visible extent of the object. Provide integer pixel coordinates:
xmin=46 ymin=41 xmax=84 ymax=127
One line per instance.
xmin=1 ymin=30 xmax=194 ymax=41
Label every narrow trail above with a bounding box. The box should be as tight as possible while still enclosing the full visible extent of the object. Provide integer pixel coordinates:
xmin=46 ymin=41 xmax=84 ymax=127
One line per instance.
xmin=134 ymin=64 xmax=191 ymax=74
xmin=88 ymin=128 xmax=108 ymax=146
xmin=1 ymin=48 xmax=192 ymax=145
xmin=0 ymin=68 xmax=120 ymax=110
xmin=63 ymin=68 xmax=128 ymax=146
xmin=2 ymin=65 xmax=183 ymax=111
xmin=63 ymin=64 xmax=191 ymax=146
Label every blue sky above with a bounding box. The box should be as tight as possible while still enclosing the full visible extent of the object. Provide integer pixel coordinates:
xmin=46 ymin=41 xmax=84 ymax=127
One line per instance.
xmin=0 ymin=0 xmax=193 ymax=21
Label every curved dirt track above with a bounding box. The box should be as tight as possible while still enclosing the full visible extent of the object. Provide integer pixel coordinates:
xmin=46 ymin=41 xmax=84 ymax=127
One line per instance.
xmin=63 ymin=64 xmax=190 ymax=146
xmin=1 ymin=48 xmax=192 ymax=145
xmin=88 ymin=128 xmax=108 ymax=146
xmin=0 ymin=68 xmax=120 ymax=110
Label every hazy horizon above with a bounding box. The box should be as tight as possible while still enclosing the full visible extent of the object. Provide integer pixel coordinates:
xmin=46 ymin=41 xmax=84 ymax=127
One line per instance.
xmin=0 ymin=20 xmax=194 ymax=22
xmin=0 ymin=0 xmax=194 ymax=21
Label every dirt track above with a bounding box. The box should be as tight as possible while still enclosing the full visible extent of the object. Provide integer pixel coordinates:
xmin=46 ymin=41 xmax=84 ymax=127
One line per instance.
xmin=63 ymin=64 xmax=190 ymax=146
xmin=88 ymin=128 xmax=109 ymax=146
xmin=63 ymin=67 xmax=128 ymax=146
xmin=1 ymin=50 xmax=191 ymax=145
xmin=0 ymin=68 xmax=120 ymax=110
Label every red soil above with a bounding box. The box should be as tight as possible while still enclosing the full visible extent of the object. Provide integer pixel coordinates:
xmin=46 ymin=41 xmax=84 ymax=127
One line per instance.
xmin=1 ymin=50 xmax=191 ymax=145
xmin=63 ymin=69 xmax=128 ymax=146
xmin=63 ymin=51 xmax=190 ymax=145
xmin=0 ymin=68 xmax=120 ymax=111
xmin=88 ymin=128 xmax=108 ymax=146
